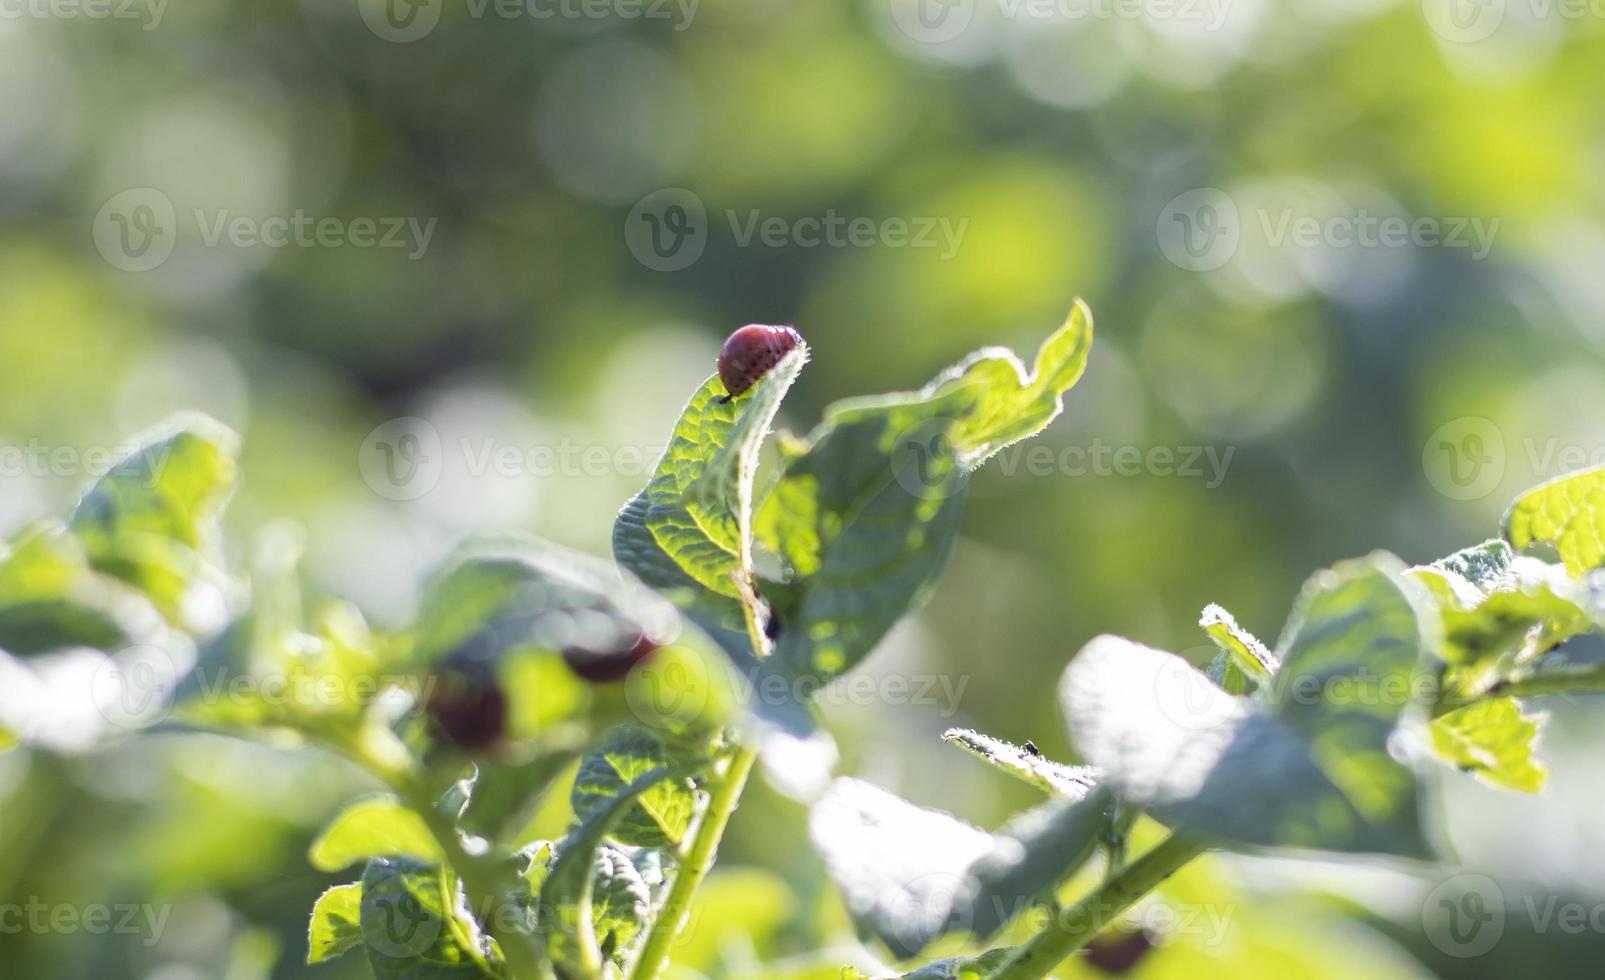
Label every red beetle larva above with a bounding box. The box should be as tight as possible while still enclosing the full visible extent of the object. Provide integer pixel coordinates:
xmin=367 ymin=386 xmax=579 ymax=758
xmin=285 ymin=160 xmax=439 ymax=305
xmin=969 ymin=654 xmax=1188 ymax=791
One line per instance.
xmin=717 ymin=324 xmax=802 ymax=402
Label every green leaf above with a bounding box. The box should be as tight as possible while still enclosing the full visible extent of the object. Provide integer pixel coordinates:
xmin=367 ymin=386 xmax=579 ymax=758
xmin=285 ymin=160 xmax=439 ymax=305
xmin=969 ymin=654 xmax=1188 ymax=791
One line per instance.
xmin=69 ymin=415 xmax=238 ymax=626
xmin=1431 ymin=539 xmax=1514 ymax=594
xmin=307 ymin=882 xmax=364 ymax=964
xmin=1430 ymin=697 xmax=1547 ymax=792
xmin=0 ymin=523 xmax=167 ymax=656
xmin=614 ymin=345 xmax=807 ymax=624
xmin=359 ymin=856 xmax=498 ymax=979
xmin=589 ymin=845 xmax=653 ymax=961
xmin=1062 ymin=553 xmax=1435 ymax=858
xmin=761 ymin=305 xmax=1094 ymax=682
xmin=810 ymin=777 xmax=1108 ymax=958
xmin=1429 ymin=558 xmax=1594 ymax=699
xmin=541 ymin=759 xmax=697 ymax=975
xmin=941 ymin=727 xmax=1097 ymax=801
xmin=1505 ymin=465 xmax=1605 ymax=575
xmin=934 ymin=298 xmax=1094 ymax=466
xmin=309 ymin=796 xmax=445 ymax=872
xmin=1199 ymin=602 xmax=1277 ymax=694
xmin=570 ymin=725 xmax=697 ymax=848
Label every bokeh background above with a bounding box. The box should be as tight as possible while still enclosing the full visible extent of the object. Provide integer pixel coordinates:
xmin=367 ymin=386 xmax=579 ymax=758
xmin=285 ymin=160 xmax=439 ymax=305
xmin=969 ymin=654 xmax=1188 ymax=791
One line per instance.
xmin=5 ymin=0 xmax=1605 ymax=976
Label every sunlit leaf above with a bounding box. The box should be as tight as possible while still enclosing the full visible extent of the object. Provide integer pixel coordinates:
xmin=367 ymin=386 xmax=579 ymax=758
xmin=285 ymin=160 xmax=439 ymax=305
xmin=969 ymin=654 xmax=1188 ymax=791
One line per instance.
xmin=614 ymin=346 xmax=807 ymax=623
xmin=309 ymin=796 xmax=445 ymax=872
xmin=941 ymin=727 xmax=1097 ymax=801
xmin=69 ymin=415 xmax=237 ymax=627
xmin=1430 ymin=697 xmax=1546 ymax=792
xmin=1063 ymin=553 xmax=1435 ymax=857
xmin=810 ymin=777 xmax=1108 ymax=958
xmin=541 ymin=759 xmax=697 ymax=975
xmin=359 ymin=856 xmax=498 ymax=979
xmin=307 ymin=882 xmax=363 ymax=964
xmin=570 ymin=725 xmax=698 ymax=848
xmin=1505 ymin=465 xmax=1605 ymax=576
xmin=761 ymin=305 xmax=1093 ymax=682
xmin=1200 ymin=602 xmax=1276 ymax=694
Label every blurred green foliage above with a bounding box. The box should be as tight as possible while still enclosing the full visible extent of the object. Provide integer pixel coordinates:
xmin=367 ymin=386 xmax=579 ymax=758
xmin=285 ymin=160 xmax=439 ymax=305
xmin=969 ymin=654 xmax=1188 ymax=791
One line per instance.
xmin=6 ymin=1 xmax=1605 ymax=977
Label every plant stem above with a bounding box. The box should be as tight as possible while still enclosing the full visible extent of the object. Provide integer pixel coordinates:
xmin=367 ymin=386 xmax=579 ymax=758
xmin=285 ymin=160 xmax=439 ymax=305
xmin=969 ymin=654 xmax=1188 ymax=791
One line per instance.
xmin=989 ymin=833 xmax=1209 ymax=980
xmin=1487 ymin=663 xmax=1605 ymax=700
xmin=629 ymin=744 xmax=759 ymax=980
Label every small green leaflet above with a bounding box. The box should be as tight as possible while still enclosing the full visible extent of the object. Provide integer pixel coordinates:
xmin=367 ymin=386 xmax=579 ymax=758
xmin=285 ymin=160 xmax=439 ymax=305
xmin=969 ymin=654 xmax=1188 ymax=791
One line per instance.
xmin=1430 ymin=697 xmax=1547 ymax=793
xmin=307 ymin=882 xmax=363 ymax=963
xmin=1063 ymin=553 xmax=1435 ymax=857
xmin=810 ymin=777 xmax=1109 ymax=958
xmin=309 ymin=796 xmax=445 ymax=872
xmin=1200 ymin=602 xmax=1276 ymax=694
xmin=941 ymin=727 xmax=1097 ymax=801
xmin=570 ymin=725 xmax=698 ymax=848
xmin=359 ymin=856 xmax=498 ymax=979
xmin=69 ymin=415 xmax=238 ymax=627
xmin=542 ymin=760 xmax=697 ymax=976
xmin=0 ymin=523 xmax=161 ymax=656
xmin=590 ymin=845 xmax=655 ymax=961
xmin=1505 ymin=465 xmax=1605 ymax=576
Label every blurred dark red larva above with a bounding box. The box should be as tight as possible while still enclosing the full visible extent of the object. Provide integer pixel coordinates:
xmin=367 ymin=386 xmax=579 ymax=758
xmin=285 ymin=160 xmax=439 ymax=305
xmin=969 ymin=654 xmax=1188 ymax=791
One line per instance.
xmin=562 ymin=633 xmax=660 ymax=683
xmin=426 ymin=655 xmax=507 ymax=751
xmin=717 ymin=324 xmax=802 ymax=402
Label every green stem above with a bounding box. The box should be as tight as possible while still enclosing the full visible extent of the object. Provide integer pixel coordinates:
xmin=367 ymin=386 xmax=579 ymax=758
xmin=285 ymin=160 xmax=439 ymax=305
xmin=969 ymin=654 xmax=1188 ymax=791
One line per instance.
xmin=989 ymin=833 xmax=1209 ymax=980
xmin=1486 ymin=663 xmax=1605 ymax=700
xmin=629 ymin=744 xmax=759 ymax=980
